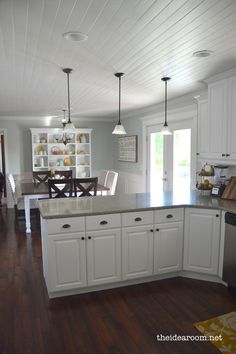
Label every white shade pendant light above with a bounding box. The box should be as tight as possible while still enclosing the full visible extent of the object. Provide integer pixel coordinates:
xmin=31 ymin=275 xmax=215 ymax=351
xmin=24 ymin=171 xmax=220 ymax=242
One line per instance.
xmin=161 ymin=77 xmax=172 ymax=135
xmin=112 ymin=73 xmax=127 ymax=135
xmin=62 ymin=68 xmax=76 ymax=132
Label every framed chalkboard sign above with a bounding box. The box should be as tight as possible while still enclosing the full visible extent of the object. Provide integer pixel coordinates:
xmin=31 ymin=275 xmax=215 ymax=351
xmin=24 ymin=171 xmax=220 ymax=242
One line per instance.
xmin=118 ymin=135 xmax=137 ymax=162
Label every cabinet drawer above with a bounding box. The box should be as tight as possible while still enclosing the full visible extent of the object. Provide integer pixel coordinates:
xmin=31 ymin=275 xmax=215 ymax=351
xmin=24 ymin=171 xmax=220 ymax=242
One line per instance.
xmin=122 ymin=211 xmax=153 ymax=227
xmin=154 ymin=208 xmax=183 ymax=224
xmin=46 ymin=217 xmax=85 ymax=234
xmin=86 ymin=213 xmax=121 ymax=230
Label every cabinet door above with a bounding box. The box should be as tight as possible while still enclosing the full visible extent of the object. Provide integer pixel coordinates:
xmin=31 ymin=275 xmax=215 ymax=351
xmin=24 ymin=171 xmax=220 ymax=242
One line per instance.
xmin=227 ymin=77 xmax=236 ymax=160
xmin=197 ymin=99 xmax=210 ymax=158
xmin=154 ymin=222 xmax=183 ymax=274
xmin=183 ymin=208 xmax=220 ymax=275
xmin=86 ymin=229 xmax=121 ymax=286
xmin=208 ymin=80 xmax=228 ymax=159
xmin=122 ymin=225 xmax=153 ymax=280
xmin=48 ymin=232 xmax=87 ymax=292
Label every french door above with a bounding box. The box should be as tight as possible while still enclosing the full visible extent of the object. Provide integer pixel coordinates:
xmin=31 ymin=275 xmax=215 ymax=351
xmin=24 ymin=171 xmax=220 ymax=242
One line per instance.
xmin=147 ymin=121 xmax=194 ymax=194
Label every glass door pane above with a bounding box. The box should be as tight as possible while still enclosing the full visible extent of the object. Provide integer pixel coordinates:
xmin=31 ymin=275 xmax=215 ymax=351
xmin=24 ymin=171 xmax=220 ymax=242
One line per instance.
xmin=150 ymin=131 xmax=164 ymax=195
xmin=173 ymin=129 xmax=191 ymax=192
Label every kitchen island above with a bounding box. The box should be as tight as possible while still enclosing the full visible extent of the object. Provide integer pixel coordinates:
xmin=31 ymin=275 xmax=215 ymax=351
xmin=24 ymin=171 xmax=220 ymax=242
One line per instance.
xmin=38 ymin=191 xmax=236 ymax=298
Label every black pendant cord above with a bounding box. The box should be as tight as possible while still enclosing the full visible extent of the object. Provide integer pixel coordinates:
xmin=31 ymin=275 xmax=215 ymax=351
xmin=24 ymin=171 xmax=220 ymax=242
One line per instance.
xmin=63 ymin=68 xmax=73 ymax=125
xmin=164 ymin=80 xmax=167 ymax=127
xmin=67 ymin=72 xmax=71 ymax=124
xmin=161 ymin=77 xmax=171 ymax=127
xmin=118 ymin=76 xmax=121 ymax=125
xmin=114 ymin=73 xmax=124 ymax=126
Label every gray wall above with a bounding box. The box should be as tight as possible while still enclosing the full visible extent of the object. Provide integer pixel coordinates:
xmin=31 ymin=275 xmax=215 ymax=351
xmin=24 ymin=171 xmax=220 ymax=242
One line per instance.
xmin=113 ymin=116 xmax=143 ymax=175
xmin=0 ymin=118 xmax=115 ymax=174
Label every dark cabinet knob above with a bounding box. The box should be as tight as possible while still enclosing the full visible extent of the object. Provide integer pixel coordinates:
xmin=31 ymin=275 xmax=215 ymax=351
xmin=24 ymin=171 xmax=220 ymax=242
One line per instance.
xmin=100 ymin=220 xmax=108 ymax=225
xmin=216 ymin=214 xmax=219 ymax=217
xmin=196 ymin=152 xmax=200 ymax=156
xmin=222 ymin=153 xmax=226 ymax=157
xmin=81 ymin=237 xmax=85 ymax=240
xmin=88 ymin=236 xmax=92 ymax=240
xmin=62 ymin=224 xmax=71 ymax=229
xmin=135 ymin=217 xmax=142 ymax=222
xmin=156 ymin=228 xmax=159 ymax=232
xmin=166 ymin=214 xmax=173 ymax=219
xmin=150 ymin=229 xmax=154 ymax=232
xmin=226 ymin=154 xmax=230 ymax=157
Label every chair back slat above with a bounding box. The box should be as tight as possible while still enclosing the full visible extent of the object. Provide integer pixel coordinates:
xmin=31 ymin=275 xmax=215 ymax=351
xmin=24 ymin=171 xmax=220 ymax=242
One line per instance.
xmin=48 ymin=179 xmax=75 ymax=198
xmin=33 ymin=171 xmax=51 ymax=183
xmin=74 ymin=177 xmax=98 ymax=197
xmin=54 ymin=170 xmax=72 ymax=179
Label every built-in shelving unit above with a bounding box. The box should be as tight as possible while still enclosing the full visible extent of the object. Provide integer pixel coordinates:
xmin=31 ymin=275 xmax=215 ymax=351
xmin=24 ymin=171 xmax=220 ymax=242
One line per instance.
xmin=31 ymin=128 xmax=92 ymax=178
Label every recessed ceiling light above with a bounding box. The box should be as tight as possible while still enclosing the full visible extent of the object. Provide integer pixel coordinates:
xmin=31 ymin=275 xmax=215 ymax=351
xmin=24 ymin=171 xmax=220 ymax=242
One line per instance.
xmin=193 ymin=50 xmax=213 ymax=58
xmin=63 ymin=31 xmax=88 ymax=42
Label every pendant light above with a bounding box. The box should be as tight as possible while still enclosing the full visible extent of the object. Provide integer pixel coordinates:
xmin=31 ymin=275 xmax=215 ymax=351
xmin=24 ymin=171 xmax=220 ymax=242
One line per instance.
xmin=112 ymin=72 xmax=127 ymax=135
xmin=62 ymin=68 xmax=76 ymax=131
xmin=161 ymin=77 xmax=172 ymax=135
xmin=61 ymin=109 xmax=67 ymax=128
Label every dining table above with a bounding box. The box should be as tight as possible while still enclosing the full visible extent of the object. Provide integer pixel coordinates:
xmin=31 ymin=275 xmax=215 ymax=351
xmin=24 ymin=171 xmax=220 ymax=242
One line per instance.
xmin=20 ymin=181 xmax=109 ymax=234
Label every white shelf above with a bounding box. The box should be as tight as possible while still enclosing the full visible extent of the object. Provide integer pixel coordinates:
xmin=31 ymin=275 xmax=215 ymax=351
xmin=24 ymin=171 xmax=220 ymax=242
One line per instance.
xmin=31 ymin=128 xmax=92 ymax=178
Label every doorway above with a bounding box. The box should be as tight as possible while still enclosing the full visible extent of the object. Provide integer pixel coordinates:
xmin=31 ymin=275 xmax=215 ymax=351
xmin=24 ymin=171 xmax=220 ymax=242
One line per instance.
xmin=0 ymin=132 xmax=7 ymax=203
xmin=147 ymin=120 xmax=195 ymax=194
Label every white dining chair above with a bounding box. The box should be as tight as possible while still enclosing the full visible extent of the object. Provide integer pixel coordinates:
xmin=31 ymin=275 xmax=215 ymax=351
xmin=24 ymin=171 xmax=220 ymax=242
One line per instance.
xmin=7 ymin=173 xmax=38 ymax=224
xmin=105 ymin=171 xmax=118 ymax=195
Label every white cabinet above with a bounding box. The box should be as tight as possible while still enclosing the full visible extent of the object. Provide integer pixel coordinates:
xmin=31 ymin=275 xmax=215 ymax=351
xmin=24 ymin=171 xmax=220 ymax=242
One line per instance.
xmin=31 ymin=128 xmax=92 ymax=177
xmin=42 ymin=214 xmax=121 ymax=295
xmin=86 ymin=213 xmax=121 ymax=286
xmin=183 ymin=208 xmax=221 ymax=275
xmin=47 ymin=232 xmax=87 ymax=292
xmin=197 ymin=74 xmax=236 ymax=162
xmin=154 ymin=208 xmax=183 ymax=274
xmin=86 ymin=229 xmax=121 ymax=286
xmin=122 ymin=211 xmax=154 ymax=280
xmin=207 ymin=79 xmax=228 ymax=160
xmin=227 ymin=77 xmax=236 ymax=160
xmin=196 ymin=98 xmax=210 ymax=158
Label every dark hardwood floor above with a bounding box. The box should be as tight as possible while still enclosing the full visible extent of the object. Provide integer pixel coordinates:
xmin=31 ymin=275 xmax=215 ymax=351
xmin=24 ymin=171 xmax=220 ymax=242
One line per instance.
xmin=0 ymin=207 xmax=236 ymax=354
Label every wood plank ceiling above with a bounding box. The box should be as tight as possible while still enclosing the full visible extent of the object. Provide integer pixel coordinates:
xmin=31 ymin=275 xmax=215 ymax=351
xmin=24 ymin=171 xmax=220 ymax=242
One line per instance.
xmin=0 ymin=0 xmax=236 ymax=119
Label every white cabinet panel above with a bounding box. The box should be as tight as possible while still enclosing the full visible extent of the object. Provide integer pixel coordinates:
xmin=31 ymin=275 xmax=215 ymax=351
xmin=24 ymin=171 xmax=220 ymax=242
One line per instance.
xmin=227 ymin=77 xmax=236 ymax=160
xmin=86 ymin=229 xmax=121 ymax=286
xmin=154 ymin=222 xmax=183 ymax=274
xmin=208 ymin=80 xmax=228 ymax=159
xmin=122 ymin=225 xmax=153 ymax=280
xmin=183 ymin=208 xmax=221 ymax=275
xmin=86 ymin=213 xmax=121 ymax=231
xmin=47 ymin=217 xmax=85 ymax=234
xmin=197 ymin=99 xmax=210 ymax=158
xmin=154 ymin=208 xmax=183 ymax=224
xmin=122 ymin=210 xmax=153 ymax=227
xmin=48 ymin=232 xmax=87 ymax=292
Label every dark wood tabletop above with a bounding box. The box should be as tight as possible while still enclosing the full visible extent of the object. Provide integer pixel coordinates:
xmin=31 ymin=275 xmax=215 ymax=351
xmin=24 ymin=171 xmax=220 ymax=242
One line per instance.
xmin=20 ymin=181 xmax=109 ymax=196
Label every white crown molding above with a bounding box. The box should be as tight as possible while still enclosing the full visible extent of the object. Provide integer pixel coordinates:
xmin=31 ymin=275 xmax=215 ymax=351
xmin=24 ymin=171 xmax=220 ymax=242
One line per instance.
xmin=204 ymin=67 xmax=236 ymax=84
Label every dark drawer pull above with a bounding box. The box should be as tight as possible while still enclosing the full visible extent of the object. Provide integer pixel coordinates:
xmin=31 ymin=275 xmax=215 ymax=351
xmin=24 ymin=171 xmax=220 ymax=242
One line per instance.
xmin=88 ymin=236 xmax=92 ymax=240
xmin=226 ymin=154 xmax=230 ymax=157
xmin=62 ymin=224 xmax=71 ymax=229
xmin=100 ymin=220 xmax=108 ymax=225
xmin=222 ymin=153 xmax=226 ymax=157
xmin=150 ymin=229 xmax=154 ymax=232
xmin=166 ymin=214 xmax=173 ymax=219
xmin=216 ymin=214 xmax=219 ymax=217
xmin=135 ymin=217 xmax=142 ymax=222
xmin=156 ymin=228 xmax=159 ymax=232
xmin=81 ymin=237 xmax=85 ymax=240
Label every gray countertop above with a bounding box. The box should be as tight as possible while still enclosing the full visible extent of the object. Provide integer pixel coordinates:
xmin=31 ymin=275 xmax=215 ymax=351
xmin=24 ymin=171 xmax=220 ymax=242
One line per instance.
xmin=37 ymin=190 xmax=236 ymax=219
